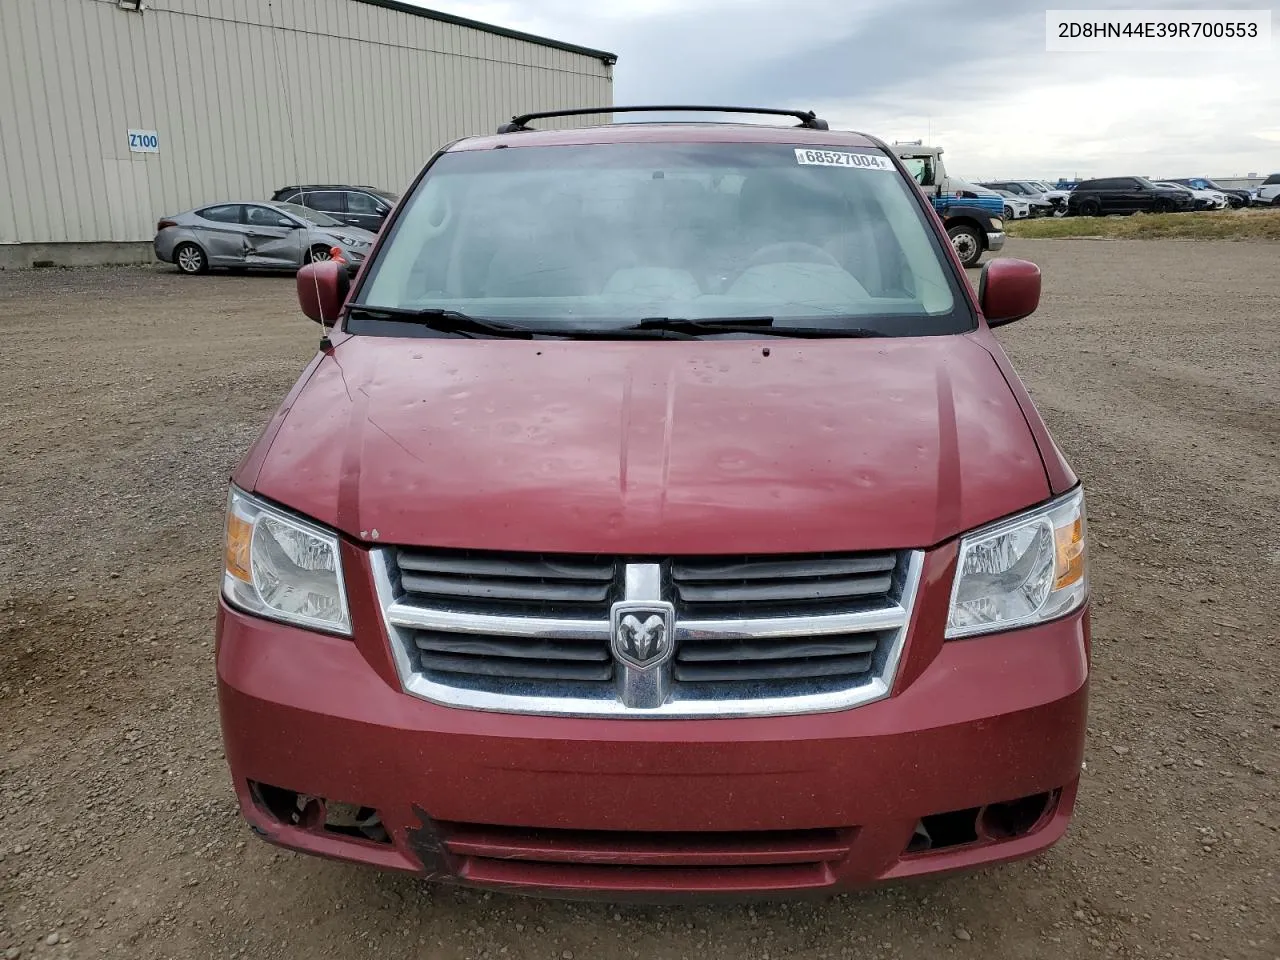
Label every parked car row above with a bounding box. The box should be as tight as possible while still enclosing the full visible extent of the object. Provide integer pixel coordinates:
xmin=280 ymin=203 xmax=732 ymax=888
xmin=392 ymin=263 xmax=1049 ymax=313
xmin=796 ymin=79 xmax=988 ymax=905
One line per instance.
xmin=985 ymin=175 xmax=1280 ymax=216
xmin=978 ymin=180 xmax=1070 ymax=217
xmin=1167 ymin=177 xmax=1256 ymax=208
xmin=155 ymin=184 xmax=400 ymax=275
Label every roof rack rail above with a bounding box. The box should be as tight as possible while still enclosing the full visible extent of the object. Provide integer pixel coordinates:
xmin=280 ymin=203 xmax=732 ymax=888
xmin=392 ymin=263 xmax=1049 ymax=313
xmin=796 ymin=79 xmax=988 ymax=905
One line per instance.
xmin=496 ymin=105 xmax=830 ymax=134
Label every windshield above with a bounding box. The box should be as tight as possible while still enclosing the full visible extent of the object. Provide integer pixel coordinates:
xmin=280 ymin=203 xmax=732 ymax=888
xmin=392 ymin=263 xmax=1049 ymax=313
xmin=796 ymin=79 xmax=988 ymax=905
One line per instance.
xmin=274 ymin=202 xmax=342 ymax=227
xmin=358 ymin=143 xmax=968 ymax=337
xmin=898 ymin=156 xmax=935 ymax=187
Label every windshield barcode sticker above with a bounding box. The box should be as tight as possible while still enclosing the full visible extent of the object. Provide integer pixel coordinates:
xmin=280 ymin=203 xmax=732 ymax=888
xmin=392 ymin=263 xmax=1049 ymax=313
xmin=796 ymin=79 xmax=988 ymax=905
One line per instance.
xmin=794 ymin=149 xmax=894 ymax=170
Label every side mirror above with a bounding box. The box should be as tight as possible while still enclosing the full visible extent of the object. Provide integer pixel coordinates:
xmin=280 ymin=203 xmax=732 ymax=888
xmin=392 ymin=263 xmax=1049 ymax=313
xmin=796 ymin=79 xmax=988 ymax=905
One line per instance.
xmin=979 ymin=258 xmax=1040 ymax=327
xmin=297 ymin=260 xmax=350 ymax=326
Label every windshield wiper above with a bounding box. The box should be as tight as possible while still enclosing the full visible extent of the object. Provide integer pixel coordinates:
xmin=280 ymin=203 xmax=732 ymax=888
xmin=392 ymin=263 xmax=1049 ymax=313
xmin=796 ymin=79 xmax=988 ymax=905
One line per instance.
xmin=632 ymin=316 xmax=892 ymax=339
xmin=346 ymin=305 xmax=539 ymax=339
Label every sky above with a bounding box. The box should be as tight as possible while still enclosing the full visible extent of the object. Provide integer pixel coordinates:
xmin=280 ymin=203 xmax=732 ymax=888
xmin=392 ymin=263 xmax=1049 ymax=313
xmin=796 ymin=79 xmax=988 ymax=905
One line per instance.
xmin=405 ymin=0 xmax=1280 ymax=180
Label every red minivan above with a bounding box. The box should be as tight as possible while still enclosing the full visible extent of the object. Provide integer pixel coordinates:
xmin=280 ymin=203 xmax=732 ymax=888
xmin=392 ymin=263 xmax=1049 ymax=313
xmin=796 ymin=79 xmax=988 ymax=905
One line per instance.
xmin=217 ymin=107 xmax=1089 ymax=898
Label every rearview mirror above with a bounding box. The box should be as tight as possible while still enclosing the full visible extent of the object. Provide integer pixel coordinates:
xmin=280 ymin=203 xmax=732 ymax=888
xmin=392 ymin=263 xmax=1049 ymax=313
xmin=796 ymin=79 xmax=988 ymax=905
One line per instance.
xmin=297 ymin=260 xmax=350 ymax=326
xmin=978 ymin=258 xmax=1040 ymax=327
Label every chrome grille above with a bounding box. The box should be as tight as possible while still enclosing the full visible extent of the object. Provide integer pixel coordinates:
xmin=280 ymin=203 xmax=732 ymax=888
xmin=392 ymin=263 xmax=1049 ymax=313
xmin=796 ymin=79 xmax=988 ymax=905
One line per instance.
xmin=375 ymin=548 xmax=924 ymax=719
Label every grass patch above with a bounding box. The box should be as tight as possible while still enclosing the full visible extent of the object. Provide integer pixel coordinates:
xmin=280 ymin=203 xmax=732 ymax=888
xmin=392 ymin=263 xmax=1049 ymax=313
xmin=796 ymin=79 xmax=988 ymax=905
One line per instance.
xmin=1006 ymin=207 xmax=1280 ymax=241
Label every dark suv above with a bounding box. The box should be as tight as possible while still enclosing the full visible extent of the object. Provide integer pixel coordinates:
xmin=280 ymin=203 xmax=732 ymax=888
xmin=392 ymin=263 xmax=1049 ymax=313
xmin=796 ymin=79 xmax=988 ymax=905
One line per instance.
xmin=1066 ymin=177 xmax=1194 ymax=216
xmin=270 ymin=185 xmax=400 ymax=232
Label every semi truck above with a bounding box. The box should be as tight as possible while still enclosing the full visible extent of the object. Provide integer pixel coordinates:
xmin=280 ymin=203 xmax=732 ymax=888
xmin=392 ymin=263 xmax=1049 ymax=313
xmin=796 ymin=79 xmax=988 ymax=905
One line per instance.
xmin=891 ymin=143 xmax=1005 ymax=268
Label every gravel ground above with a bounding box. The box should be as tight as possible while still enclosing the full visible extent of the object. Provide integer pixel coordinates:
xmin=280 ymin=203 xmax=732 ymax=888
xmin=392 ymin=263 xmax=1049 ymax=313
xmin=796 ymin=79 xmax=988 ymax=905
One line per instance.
xmin=1 ymin=240 xmax=1278 ymax=960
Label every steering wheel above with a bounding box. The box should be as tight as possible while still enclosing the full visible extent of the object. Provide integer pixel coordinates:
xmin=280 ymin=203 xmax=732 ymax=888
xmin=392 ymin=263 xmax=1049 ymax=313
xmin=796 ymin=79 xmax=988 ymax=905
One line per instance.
xmin=742 ymin=241 xmax=843 ymax=271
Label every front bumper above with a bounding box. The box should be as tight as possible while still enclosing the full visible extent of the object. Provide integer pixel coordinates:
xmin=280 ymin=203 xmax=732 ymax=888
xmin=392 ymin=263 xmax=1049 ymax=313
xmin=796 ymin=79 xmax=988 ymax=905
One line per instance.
xmin=985 ymin=230 xmax=1006 ymax=253
xmin=217 ymin=588 xmax=1089 ymax=899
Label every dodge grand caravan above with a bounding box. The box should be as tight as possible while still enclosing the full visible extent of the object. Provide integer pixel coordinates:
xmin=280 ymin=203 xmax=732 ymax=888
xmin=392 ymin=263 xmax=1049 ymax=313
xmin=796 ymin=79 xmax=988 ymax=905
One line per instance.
xmin=217 ymin=106 xmax=1089 ymax=898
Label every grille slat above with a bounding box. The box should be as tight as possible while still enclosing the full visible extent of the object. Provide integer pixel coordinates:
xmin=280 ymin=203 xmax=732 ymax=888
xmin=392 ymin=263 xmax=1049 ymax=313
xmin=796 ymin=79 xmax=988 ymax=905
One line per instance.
xmin=674 ymin=653 xmax=873 ymax=683
xmin=418 ymin=650 xmax=613 ymax=682
xmin=400 ymin=572 xmax=611 ymax=604
xmin=414 ymin=632 xmax=611 ymax=662
xmin=399 ymin=553 xmax=614 ymax=581
xmin=440 ymin=821 xmax=853 ymax=867
xmin=671 ymin=555 xmax=896 ymax=581
xmin=675 ymin=573 xmax=894 ymax=604
xmin=677 ymin=635 xmax=880 ymax=662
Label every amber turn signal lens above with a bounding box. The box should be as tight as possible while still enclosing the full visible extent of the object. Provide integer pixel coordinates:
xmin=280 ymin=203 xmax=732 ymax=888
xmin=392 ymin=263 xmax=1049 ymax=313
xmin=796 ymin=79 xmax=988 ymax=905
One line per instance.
xmin=1053 ymin=517 xmax=1085 ymax=590
xmin=225 ymin=511 xmax=253 ymax=583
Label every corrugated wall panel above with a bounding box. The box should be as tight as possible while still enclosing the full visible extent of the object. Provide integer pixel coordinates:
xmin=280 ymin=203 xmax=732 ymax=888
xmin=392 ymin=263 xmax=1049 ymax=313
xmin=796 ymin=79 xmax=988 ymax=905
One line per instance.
xmin=0 ymin=0 xmax=612 ymax=245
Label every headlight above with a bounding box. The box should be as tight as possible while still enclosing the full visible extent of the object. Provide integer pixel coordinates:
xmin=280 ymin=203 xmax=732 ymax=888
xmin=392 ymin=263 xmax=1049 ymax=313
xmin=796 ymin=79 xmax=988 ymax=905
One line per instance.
xmin=990 ymin=218 xmax=1004 ymax=230
xmin=223 ymin=487 xmax=351 ymax=635
xmin=333 ymin=235 xmax=368 ymax=248
xmin=946 ymin=487 xmax=1087 ymax=639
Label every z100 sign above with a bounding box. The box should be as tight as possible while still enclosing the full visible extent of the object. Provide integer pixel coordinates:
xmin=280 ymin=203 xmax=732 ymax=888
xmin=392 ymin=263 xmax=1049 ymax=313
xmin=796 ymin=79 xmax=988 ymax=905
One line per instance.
xmin=128 ymin=129 xmax=160 ymax=154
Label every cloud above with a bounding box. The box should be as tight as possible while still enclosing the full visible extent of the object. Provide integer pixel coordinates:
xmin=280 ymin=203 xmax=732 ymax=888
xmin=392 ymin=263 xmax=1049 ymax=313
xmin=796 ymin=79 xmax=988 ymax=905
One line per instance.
xmin=411 ymin=0 xmax=1280 ymax=178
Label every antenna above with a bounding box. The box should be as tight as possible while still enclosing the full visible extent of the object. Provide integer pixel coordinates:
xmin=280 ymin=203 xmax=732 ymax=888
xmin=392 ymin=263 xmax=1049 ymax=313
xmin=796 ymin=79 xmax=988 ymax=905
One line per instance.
xmin=265 ymin=0 xmax=329 ymax=346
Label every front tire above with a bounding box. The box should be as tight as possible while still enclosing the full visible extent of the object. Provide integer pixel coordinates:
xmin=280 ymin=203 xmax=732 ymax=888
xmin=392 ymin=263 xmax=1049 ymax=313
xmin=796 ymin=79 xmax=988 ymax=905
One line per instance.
xmin=307 ymin=244 xmax=334 ymax=264
xmin=1078 ymin=199 xmax=1101 ymax=217
xmin=1153 ymin=198 xmax=1174 ymax=214
xmin=174 ymin=243 xmax=208 ymax=275
xmin=947 ymin=225 xmax=984 ymax=268
xmin=1004 ymin=204 xmax=1015 ymax=220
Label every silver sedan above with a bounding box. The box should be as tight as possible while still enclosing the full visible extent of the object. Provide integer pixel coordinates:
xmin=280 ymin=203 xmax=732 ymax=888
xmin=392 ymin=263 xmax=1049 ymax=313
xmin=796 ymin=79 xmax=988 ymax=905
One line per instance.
xmin=154 ymin=201 xmax=376 ymax=274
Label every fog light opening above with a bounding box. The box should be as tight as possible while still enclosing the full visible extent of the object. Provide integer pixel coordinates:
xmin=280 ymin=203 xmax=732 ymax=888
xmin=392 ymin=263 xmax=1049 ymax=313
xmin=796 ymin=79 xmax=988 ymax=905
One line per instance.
xmin=977 ymin=790 xmax=1058 ymax=841
xmin=323 ymin=801 xmax=392 ymax=845
xmin=252 ymin=782 xmax=324 ymax=828
xmin=909 ymin=807 xmax=981 ymax=853
xmin=249 ymin=782 xmax=390 ymax=845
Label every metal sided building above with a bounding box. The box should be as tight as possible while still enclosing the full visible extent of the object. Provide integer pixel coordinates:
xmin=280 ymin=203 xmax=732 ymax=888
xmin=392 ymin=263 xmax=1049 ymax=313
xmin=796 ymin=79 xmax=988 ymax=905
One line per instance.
xmin=0 ymin=0 xmax=616 ymax=268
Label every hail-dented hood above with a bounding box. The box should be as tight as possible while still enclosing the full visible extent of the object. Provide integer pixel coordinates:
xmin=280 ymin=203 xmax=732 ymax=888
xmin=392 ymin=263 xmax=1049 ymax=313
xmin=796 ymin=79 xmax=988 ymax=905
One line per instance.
xmin=235 ymin=330 xmax=1073 ymax=554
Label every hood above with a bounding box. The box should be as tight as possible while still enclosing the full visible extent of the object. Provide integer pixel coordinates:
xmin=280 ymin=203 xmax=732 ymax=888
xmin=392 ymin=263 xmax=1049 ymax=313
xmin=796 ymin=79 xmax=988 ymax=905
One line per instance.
xmin=247 ymin=334 xmax=1050 ymax=554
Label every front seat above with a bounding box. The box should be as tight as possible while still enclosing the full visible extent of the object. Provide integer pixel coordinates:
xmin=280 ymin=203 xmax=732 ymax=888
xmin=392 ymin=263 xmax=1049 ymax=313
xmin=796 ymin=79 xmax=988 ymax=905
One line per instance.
xmin=482 ymin=192 xmax=598 ymax=298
